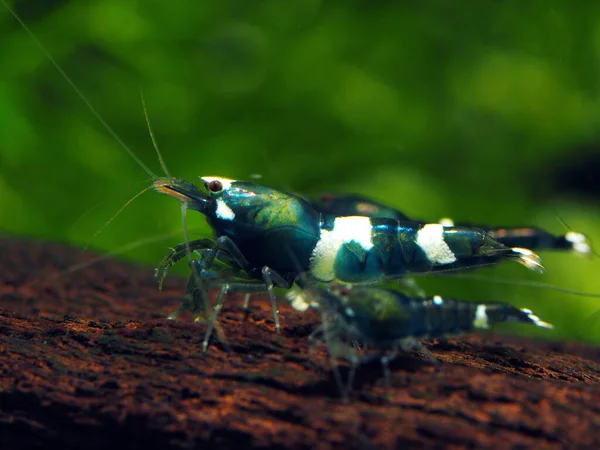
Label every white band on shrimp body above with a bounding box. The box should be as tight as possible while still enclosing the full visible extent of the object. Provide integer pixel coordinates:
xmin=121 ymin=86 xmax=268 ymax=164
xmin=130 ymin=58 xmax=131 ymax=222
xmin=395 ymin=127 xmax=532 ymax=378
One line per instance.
xmin=286 ymin=287 xmax=317 ymax=312
xmin=416 ymin=223 xmax=457 ymax=265
xmin=310 ymin=216 xmax=374 ymax=282
xmin=473 ymin=304 xmax=489 ymax=329
xmin=215 ymin=199 xmax=235 ymax=220
xmin=565 ymin=231 xmax=590 ymax=254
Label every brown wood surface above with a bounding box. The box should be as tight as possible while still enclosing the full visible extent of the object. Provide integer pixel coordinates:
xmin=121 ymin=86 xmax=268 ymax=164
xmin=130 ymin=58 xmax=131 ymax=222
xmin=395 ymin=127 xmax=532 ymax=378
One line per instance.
xmin=1 ymin=237 xmax=599 ymax=449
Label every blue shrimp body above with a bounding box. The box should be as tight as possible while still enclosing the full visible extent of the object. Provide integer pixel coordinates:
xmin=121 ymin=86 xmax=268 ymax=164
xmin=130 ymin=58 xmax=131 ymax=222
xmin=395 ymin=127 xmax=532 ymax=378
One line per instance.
xmin=199 ymin=177 xmax=321 ymax=275
xmin=314 ymin=285 xmax=553 ymax=347
xmin=154 ymin=176 xmax=543 ymax=285
xmin=306 ymin=283 xmax=552 ymax=399
xmin=153 ymin=176 xmax=543 ymax=350
xmin=309 ymin=217 xmax=541 ymax=283
xmin=313 ymin=192 xmax=590 ymax=255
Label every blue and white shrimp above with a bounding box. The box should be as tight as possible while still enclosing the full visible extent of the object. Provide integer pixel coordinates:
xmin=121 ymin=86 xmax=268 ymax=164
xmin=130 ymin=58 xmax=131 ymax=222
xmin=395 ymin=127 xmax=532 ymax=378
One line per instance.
xmin=313 ymin=192 xmax=591 ymax=255
xmin=152 ymin=176 xmax=545 ymax=349
xmin=304 ymin=283 xmax=553 ymax=399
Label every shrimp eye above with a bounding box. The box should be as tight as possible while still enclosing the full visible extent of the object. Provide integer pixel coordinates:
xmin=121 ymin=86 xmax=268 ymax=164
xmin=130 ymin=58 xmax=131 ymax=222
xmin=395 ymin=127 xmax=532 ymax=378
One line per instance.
xmin=339 ymin=287 xmax=351 ymax=296
xmin=207 ymin=180 xmax=223 ymax=193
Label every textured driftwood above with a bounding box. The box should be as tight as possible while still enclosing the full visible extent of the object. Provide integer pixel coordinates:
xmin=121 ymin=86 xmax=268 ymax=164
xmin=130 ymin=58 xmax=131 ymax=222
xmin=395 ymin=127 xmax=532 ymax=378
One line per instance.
xmin=1 ymin=237 xmax=600 ymax=449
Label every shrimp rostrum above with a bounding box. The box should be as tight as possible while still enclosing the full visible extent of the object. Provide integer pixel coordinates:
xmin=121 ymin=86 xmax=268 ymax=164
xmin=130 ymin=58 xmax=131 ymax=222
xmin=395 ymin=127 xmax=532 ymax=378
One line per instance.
xmin=153 ymin=176 xmax=545 ymax=348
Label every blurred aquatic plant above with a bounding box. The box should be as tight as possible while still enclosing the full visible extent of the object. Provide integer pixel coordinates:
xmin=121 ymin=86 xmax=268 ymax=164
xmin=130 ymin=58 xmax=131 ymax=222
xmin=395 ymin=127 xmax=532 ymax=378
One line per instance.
xmin=1 ymin=0 xmax=599 ymax=342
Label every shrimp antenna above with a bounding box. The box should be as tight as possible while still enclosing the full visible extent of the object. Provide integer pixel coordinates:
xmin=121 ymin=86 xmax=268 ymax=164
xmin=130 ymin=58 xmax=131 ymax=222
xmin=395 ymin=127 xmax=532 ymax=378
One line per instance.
xmin=555 ymin=214 xmax=599 ymax=259
xmin=139 ymin=91 xmax=195 ymax=295
xmin=83 ymin=183 xmax=155 ymax=252
xmin=67 ymin=178 xmax=157 ymax=236
xmin=180 ymin=203 xmax=195 ymax=268
xmin=1 ymin=0 xmax=157 ymax=179
xmin=49 ymin=228 xmax=198 ymax=280
xmin=433 ymin=272 xmax=600 ymax=299
xmin=179 ymin=203 xmax=212 ymax=323
xmin=140 ymin=88 xmax=172 ymax=179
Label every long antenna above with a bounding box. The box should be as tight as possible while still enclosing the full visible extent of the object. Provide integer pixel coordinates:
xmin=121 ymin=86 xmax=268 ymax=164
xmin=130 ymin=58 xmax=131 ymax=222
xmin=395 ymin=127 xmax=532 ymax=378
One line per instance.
xmin=140 ymin=88 xmax=172 ymax=178
xmin=431 ymin=272 xmax=600 ymax=299
xmin=83 ymin=184 xmax=154 ymax=251
xmin=1 ymin=0 xmax=157 ymax=179
xmin=52 ymin=228 xmax=195 ymax=279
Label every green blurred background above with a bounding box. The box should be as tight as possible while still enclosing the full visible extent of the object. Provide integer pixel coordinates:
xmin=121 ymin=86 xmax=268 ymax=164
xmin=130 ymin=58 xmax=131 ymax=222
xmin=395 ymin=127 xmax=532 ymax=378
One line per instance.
xmin=1 ymin=0 xmax=600 ymax=342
